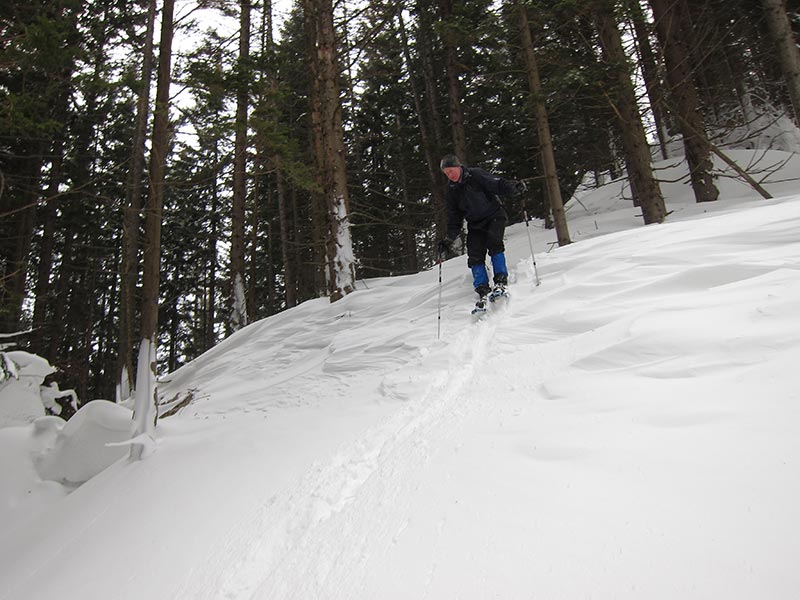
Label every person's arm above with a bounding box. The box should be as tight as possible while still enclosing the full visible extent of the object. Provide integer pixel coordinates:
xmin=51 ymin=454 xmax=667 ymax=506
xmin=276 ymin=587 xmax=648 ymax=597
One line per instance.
xmin=470 ymin=167 xmax=523 ymax=197
xmin=445 ymin=189 xmax=464 ymax=241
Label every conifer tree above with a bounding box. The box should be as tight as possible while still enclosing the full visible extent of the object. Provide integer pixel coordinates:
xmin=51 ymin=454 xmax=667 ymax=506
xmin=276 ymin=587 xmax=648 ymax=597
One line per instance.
xmin=119 ymin=0 xmax=157 ymax=401
xmin=396 ymin=8 xmax=447 ymax=238
xmin=301 ymin=0 xmax=356 ymax=301
xmin=649 ymin=0 xmax=719 ymax=203
xmin=625 ymin=0 xmax=670 ymax=159
xmin=517 ymin=3 xmax=571 ymax=245
xmin=230 ymin=0 xmax=252 ymax=331
xmin=439 ymin=0 xmax=469 ymax=161
xmin=133 ymin=0 xmax=175 ymax=459
xmin=0 ymin=1 xmax=82 ymax=333
xmin=592 ymin=0 xmax=666 ymax=224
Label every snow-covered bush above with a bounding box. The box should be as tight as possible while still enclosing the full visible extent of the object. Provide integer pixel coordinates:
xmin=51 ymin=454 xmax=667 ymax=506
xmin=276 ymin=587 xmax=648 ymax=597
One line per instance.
xmin=1 ymin=351 xmax=135 ymax=490
xmin=1 ymin=351 xmax=54 ymax=427
xmin=0 ymin=351 xmax=78 ymax=427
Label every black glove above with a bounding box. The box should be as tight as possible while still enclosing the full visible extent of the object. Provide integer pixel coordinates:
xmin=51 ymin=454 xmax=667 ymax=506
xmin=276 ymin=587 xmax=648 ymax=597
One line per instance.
xmin=512 ymin=180 xmax=528 ymax=196
xmin=437 ymin=238 xmax=453 ymax=255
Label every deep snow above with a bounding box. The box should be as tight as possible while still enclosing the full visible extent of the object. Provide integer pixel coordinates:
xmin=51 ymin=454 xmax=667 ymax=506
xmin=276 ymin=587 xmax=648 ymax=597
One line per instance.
xmin=1 ymin=149 xmax=800 ymax=599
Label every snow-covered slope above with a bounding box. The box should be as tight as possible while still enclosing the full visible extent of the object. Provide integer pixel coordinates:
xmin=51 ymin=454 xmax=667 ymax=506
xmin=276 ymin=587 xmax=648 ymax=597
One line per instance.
xmin=1 ymin=151 xmax=800 ymax=599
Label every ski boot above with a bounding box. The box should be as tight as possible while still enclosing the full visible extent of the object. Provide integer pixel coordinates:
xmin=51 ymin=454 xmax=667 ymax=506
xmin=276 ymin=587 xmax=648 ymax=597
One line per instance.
xmin=489 ymin=275 xmax=509 ymax=303
xmin=488 ymin=284 xmax=509 ymax=303
xmin=472 ymin=283 xmax=491 ymax=316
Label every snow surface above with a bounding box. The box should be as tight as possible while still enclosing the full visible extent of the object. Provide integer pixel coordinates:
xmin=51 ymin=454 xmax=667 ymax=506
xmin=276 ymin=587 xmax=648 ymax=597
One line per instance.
xmin=2 ymin=150 xmax=800 ymax=599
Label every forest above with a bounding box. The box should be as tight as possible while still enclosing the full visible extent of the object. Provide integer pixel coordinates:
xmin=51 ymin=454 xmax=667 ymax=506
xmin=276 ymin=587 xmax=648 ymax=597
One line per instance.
xmin=2 ymin=0 xmax=800 ymax=408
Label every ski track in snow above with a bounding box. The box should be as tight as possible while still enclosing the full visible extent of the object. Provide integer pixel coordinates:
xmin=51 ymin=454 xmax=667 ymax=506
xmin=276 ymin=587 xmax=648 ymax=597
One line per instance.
xmin=175 ymin=259 xmax=666 ymax=599
xmin=177 ymin=295 xmax=508 ymax=599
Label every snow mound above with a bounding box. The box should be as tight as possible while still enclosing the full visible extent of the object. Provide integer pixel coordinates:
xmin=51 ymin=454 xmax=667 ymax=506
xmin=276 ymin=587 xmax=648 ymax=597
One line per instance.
xmin=36 ymin=401 xmax=133 ymax=485
xmin=0 ymin=418 xmax=68 ymax=532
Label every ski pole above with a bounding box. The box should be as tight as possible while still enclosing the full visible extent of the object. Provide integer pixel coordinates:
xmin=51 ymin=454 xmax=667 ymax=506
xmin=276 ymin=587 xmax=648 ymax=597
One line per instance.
xmin=523 ymin=209 xmax=541 ymax=286
xmin=520 ymin=192 xmax=541 ymax=286
xmin=437 ymin=254 xmax=444 ymax=339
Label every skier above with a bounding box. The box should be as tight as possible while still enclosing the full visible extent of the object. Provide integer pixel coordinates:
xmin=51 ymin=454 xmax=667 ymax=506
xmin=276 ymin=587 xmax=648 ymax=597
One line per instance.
xmin=437 ymin=154 xmax=526 ymax=313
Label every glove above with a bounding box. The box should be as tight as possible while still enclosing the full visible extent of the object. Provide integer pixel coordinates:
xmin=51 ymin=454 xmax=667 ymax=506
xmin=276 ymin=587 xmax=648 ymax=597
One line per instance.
xmin=437 ymin=238 xmax=453 ymax=255
xmin=512 ymin=180 xmax=528 ymax=196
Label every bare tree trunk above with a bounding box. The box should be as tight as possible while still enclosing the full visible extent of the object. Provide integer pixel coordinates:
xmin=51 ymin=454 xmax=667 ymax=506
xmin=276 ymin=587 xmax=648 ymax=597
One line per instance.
xmin=302 ymin=0 xmax=326 ymax=298
xmin=230 ymin=0 xmax=251 ymax=331
xmin=518 ymin=5 xmax=572 ymax=246
xmin=132 ymin=0 xmax=174 ymax=460
xmin=762 ymin=0 xmax=800 ymax=125
xmin=594 ymin=2 xmax=666 ymax=224
xmin=303 ymin=0 xmax=355 ymax=302
xmin=649 ymin=0 xmax=719 ymax=203
xmin=119 ymin=0 xmax=157 ymax=400
xmin=258 ymin=0 xmax=294 ymax=308
xmin=439 ymin=0 xmax=468 ymax=160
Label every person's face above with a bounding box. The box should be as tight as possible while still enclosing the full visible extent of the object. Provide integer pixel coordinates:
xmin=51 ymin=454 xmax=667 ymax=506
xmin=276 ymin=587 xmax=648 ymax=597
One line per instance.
xmin=443 ymin=166 xmax=461 ymax=182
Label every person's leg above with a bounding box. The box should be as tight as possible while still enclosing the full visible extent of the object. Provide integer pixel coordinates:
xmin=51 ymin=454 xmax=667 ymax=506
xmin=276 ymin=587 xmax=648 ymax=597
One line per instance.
xmin=467 ymin=227 xmax=490 ymax=296
xmin=490 ymin=253 xmax=508 ymax=284
xmin=487 ymin=211 xmax=508 ymax=285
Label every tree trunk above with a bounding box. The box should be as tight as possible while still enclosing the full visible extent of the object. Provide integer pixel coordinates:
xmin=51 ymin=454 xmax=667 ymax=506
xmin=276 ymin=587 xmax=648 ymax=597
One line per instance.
xmin=416 ymin=1 xmax=445 ymax=147
xmin=76 ymin=264 xmax=95 ymax=400
xmin=205 ymin=144 xmax=220 ymax=352
xmin=47 ymin=227 xmax=74 ymax=361
xmin=119 ymin=0 xmax=157 ymax=400
xmin=626 ymin=0 xmax=670 ymax=159
xmin=303 ymin=0 xmax=355 ymax=302
xmin=230 ymin=0 xmax=251 ymax=331
xmin=256 ymin=0 xmax=294 ymax=309
xmin=30 ymin=139 xmax=64 ymax=354
xmin=3 ymin=154 xmax=42 ymax=331
xmin=303 ymin=1 xmax=327 ymax=298
xmin=248 ymin=152 xmax=261 ymax=319
xmin=649 ymin=0 xmax=719 ymax=203
xmin=394 ymin=113 xmax=420 ymax=273
xmin=762 ymin=0 xmax=800 ymax=125
xmin=396 ymin=9 xmax=446 ymax=238
xmin=275 ymin=158 xmax=296 ymax=308
xmin=132 ymin=0 xmax=174 ymax=460
xmin=518 ymin=5 xmax=572 ymax=245
xmin=593 ymin=2 xmax=667 ymax=224
xmin=439 ymin=0 xmax=468 ymax=161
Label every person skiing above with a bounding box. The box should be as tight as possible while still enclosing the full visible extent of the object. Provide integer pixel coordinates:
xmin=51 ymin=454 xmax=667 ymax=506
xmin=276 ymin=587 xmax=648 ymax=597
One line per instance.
xmin=437 ymin=154 xmax=525 ymax=313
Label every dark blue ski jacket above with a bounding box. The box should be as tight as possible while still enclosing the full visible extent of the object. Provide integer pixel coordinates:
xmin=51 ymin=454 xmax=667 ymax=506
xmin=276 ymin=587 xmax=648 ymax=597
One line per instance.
xmin=445 ymin=166 xmax=518 ymax=241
